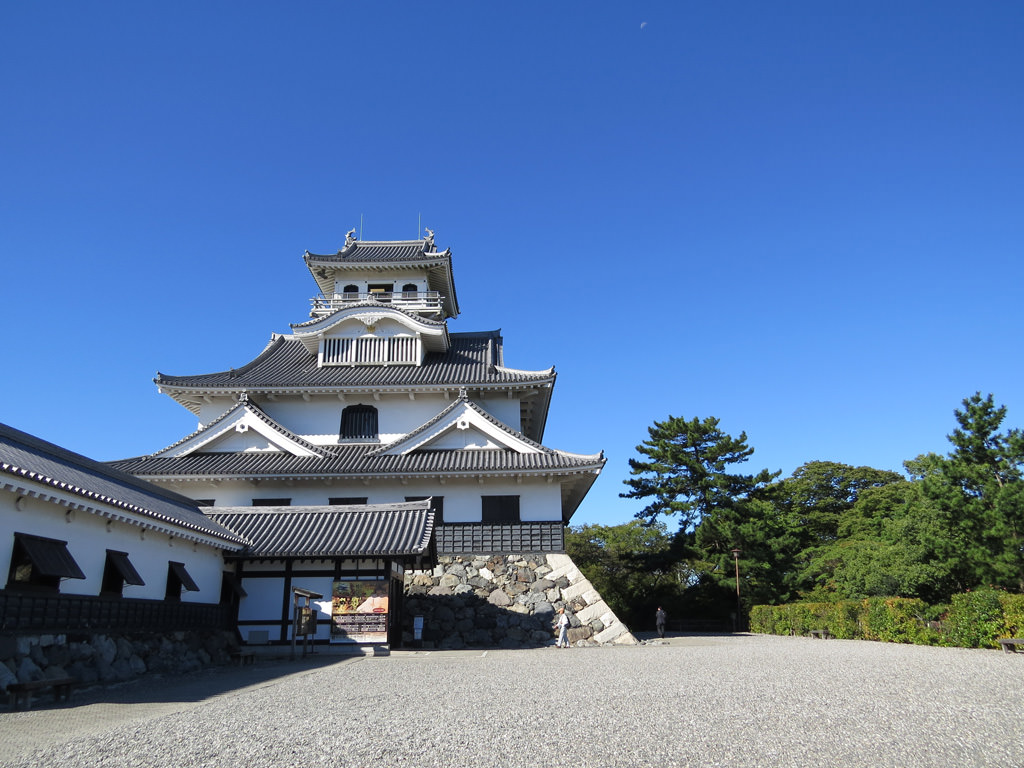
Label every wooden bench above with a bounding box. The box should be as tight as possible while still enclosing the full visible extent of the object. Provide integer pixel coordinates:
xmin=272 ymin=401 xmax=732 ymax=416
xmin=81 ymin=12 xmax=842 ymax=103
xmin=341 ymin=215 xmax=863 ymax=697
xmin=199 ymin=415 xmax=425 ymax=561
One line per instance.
xmin=997 ymin=638 xmax=1024 ymax=654
xmin=809 ymin=629 xmax=833 ymax=639
xmin=230 ymin=650 xmax=257 ymax=666
xmin=7 ymin=677 xmax=77 ymax=709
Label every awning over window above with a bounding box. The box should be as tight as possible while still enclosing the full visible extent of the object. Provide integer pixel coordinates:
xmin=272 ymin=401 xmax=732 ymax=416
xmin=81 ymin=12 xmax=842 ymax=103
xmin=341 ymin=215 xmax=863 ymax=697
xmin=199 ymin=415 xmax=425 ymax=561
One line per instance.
xmin=106 ymin=550 xmax=145 ymax=586
xmin=15 ymin=533 xmax=86 ymax=580
xmin=169 ymin=561 xmax=200 ymax=592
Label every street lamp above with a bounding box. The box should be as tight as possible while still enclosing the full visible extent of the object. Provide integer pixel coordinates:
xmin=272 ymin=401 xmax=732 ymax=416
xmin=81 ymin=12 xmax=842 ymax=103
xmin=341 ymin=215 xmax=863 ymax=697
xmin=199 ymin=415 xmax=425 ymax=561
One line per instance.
xmin=731 ymin=548 xmax=742 ymax=632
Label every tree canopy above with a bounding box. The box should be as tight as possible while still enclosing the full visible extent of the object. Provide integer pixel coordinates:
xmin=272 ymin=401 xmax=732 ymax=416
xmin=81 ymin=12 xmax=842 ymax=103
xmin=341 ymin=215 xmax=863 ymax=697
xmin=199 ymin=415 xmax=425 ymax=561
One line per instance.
xmin=590 ymin=394 xmax=1024 ymax=626
xmin=620 ymin=414 xmax=779 ymax=531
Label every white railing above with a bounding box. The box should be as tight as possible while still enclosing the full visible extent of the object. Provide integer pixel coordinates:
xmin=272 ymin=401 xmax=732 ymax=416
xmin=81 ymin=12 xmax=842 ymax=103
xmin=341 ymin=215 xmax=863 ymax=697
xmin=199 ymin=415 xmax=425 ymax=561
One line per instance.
xmin=321 ymin=336 xmax=421 ymax=366
xmin=310 ymin=291 xmax=443 ymax=315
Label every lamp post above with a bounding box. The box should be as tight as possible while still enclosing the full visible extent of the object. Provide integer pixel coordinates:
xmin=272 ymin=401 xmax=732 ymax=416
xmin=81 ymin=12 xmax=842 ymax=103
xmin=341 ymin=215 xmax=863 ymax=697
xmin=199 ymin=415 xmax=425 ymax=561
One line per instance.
xmin=731 ymin=548 xmax=742 ymax=631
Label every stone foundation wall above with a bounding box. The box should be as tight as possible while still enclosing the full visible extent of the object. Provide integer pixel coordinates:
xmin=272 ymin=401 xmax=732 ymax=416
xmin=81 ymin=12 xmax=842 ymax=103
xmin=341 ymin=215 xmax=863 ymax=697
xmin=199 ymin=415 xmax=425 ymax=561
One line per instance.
xmin=403 ymin=553 xmax=636 ymax=649
xmin=0 ymin=630 xmax=238 ymax=696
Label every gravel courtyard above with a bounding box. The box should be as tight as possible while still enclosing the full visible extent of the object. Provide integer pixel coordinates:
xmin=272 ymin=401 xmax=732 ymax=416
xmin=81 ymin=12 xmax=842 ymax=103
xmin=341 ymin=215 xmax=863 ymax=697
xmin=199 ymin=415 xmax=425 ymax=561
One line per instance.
xmin=1 ymin=633 xmax=1022 ymax=767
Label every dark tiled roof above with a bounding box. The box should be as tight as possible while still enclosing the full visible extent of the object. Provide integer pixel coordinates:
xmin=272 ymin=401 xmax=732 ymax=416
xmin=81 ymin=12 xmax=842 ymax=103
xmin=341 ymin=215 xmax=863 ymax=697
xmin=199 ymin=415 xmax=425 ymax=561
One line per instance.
xmin=0 ymin=422 xmax=246 ymax=546
xmin=155 ymin=331 xmax=553 ymax=393
xmin=206 ymin=501 xmax=434 ymax=558
xmin=110 ymin=442 xmax=604 ymax=479
xmin=305 ymin=239 xmax=442 ymax=264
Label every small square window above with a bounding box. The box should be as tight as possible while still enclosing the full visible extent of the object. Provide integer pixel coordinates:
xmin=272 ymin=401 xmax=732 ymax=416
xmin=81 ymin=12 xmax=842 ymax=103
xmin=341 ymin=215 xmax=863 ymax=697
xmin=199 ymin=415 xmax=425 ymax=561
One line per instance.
xmin=481 ymin=496 xmax=519 ymax=524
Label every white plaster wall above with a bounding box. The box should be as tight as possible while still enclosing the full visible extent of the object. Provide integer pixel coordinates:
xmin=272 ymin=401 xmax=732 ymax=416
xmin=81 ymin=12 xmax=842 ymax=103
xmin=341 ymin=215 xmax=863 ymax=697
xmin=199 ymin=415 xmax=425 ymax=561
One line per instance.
xmin=170 ymin=477 xmax=563 ymax=522
xmin=0 ymin=489 xmax=226 ymax=602
xmin=237 ymin=577 xmax=283 ymax=621
xmin=194 ymin=393 xmax=523 ymax=444
xmin=324 ymin=317 xmax=414 ymax=339
xmin=474 ymin=396 xmax=521 ymax=431
xmin=330 ymin=270 xmax=428 ymax=295
xmin=209 ymin=430 xmax=278 ymax=453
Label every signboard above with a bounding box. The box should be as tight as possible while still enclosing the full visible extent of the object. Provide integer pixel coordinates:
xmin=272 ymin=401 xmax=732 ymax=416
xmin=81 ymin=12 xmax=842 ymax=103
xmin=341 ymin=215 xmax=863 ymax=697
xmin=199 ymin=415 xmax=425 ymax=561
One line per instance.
xmin=331 ymin=580 xmax=389 ymax=643
xmin=296 ymin=606 xmax=317 ymax=636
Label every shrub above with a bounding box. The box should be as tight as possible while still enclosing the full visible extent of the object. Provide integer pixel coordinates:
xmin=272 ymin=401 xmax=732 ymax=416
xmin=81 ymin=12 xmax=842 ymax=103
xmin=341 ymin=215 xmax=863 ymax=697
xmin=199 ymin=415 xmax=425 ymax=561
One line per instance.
xmin=860 ymin=597 xmax=932 ymax=644
xmin=945 ymin=589 xmax=1005 ymax=648
xmin=998 ymin=592 xmax=1024 ymax=638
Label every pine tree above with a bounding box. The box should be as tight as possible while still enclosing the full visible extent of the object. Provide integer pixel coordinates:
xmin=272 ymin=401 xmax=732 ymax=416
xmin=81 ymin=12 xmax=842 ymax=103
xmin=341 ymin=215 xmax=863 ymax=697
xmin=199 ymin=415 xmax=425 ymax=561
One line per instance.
xmin=621 ymin=415 xmax=779 ymax=531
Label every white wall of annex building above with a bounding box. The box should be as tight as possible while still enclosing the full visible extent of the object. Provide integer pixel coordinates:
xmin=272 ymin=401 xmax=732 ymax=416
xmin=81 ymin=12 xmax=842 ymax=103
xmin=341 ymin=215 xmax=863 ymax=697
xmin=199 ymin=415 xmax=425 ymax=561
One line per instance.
xmin=1 ymin=489 xmax=226 ymax=603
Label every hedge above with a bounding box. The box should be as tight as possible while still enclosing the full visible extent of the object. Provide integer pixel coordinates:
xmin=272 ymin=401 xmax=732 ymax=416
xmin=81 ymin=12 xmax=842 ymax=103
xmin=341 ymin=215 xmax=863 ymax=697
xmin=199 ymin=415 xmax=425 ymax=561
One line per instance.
xmin=749 ymin=589 xmax=1023 ymax=649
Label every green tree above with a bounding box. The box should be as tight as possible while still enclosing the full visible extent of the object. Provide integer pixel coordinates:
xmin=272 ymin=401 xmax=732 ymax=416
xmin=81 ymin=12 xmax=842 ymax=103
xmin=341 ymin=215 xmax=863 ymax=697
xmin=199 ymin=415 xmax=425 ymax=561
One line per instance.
xmin=761 ymin=461 xmax=904 ymax=593
xmin=621 ymin=415 xmax=779 ymax=531
xmin=565 ymin=520 xmax=687 ymax=628
xmin=927 ymin=393 xmax=1024 ymax=590
xmin=693 ymin=495 xmax=801 ymax=607
xmin=805 ymin=480 xmax=958 ymax=603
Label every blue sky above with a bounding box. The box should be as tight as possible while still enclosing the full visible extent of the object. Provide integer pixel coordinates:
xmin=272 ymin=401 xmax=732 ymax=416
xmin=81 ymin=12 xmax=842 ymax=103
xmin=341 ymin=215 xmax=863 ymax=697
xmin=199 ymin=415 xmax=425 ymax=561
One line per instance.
xmin=2 ymin=2 xmax=1022 ymax=528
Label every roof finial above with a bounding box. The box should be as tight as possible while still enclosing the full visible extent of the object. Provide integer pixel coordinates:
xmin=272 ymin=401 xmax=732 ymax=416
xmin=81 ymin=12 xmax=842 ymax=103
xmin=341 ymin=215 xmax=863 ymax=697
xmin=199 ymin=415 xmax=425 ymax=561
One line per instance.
xmin=344 ymin=228 xmax=357 ymax=247
xmin=424 ymin=227 xmax=434 ymax=247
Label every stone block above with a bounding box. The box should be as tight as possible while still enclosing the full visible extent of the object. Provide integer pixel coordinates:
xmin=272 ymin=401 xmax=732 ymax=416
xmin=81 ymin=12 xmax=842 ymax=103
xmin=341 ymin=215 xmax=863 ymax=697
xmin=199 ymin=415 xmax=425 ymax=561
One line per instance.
xmin=438 ymin=573 xmax=462 ymax=589
xmin=546 ymin=553 xmax=573 ymax=571
xmin=487 ymin=589 xmax=511 ymax=607
xmin=593 ymin=622 xmax=629 ymax=644
xmin=562 ymin=579 xmax=595 ymax=603
xmin=575 ymin=600 xmax=610 ymax=625
xmin=0 ymin=635 xmax=18 ymax=660
xmin=0 ymin=663 xmax=17 ymax=692
xmin=17 ymin=657 xmax=43 ymax=684
xmin=567 ymin=626 xmax=593 ymax=644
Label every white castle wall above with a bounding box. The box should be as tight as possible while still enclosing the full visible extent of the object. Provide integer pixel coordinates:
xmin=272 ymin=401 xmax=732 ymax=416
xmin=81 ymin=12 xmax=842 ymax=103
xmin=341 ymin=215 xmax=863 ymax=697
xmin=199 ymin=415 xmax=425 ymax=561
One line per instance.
xmin=195 ymin=392 xmax=522 ymax=439
xmin=1 ymin=488 xmax=227 ymax=603
xmin=173 ymin=476 xmax=564 ymax=523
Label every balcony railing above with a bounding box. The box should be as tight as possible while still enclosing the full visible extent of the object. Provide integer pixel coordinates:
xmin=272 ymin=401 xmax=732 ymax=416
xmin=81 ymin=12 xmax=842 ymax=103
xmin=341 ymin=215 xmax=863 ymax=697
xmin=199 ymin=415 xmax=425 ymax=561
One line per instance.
xmin=310 ymin=291 xmax=443 ymax=316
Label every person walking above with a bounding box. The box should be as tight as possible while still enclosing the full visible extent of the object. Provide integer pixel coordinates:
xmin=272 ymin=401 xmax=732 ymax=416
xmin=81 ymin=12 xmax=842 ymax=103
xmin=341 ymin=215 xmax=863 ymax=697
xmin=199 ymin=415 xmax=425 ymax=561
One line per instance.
xmin=656 ymin=606 xmax=667 ymax=639
xmin=556 ymin=607 xmax=571 ymax=648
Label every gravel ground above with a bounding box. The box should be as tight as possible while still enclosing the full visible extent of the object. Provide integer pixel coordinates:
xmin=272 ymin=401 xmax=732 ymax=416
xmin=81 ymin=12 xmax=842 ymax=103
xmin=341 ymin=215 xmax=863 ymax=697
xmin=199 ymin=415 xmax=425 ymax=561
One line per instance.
xmin=1 ymin=633 xmax=1022 ymax=768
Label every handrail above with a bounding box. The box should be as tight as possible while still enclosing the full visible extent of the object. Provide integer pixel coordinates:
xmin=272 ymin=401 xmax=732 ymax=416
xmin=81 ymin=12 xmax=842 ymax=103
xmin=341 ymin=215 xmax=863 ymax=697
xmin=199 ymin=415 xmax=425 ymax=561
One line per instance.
xmin=310 ymin=291 xmax=443 ymax=312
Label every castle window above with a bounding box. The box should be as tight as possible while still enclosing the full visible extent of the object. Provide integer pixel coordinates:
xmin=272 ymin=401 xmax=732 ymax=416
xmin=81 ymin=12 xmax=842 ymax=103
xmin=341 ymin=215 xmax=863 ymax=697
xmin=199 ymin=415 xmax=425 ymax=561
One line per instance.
xmin=329 ymin=497 xmax=368 ymax=505
xmin=342 ymin=284 xmax=359 ymax=300
xmin=368 ymin=283 xmax=393 ymax=302
xmin=401 ymin=283 xmax=418 ymax=297
xmin=481 ymin=495 xmax=520 ymax=524
xmin=165 ymin=561 xmax=200 ymax=602
xmin=6 ymin=533 xmax=85 ymax=592
xmin=101 ymin=550 xmax=145 ymax=597
xmin=252 ymin=498 xmax=291 ymax=506
xmin=340 ymin=404 xmax=378 ymax=440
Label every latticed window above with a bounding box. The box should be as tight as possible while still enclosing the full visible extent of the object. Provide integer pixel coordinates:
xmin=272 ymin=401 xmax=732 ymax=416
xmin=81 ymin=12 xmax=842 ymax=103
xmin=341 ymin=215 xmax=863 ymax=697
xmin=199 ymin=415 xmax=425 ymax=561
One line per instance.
xmin=481 ymin=495 xmax=520 ymax=523
xmin=340 ymin=404 xmax=378 ymax=439
xmin=321 ymin=336 xmax=420 ymax=366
